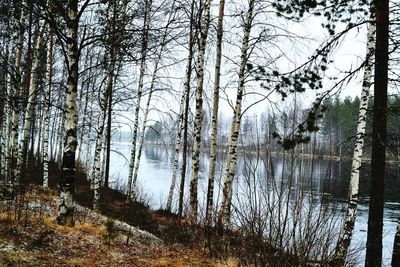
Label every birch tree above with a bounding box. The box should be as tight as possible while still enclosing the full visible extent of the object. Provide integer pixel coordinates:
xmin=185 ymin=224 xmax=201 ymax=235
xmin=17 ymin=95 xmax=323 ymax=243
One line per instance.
xmin=331 ymin=19 xmax=375 ymax=265
xmin=131 ymin=0 xmax=178 ymax=208
xmin=189 ymin=0 xmax=212 ymax=224
xmin=178 ymin=0 xmax=196 ymax=218
xmin=15 ymin=20 xmax=46 ymax=187
xmin=392 ymin=218 xmax=400 ymax=266
xmin=56 ymin=0 xmax=90 ymax=226
xmin=104 ymin=0 xmax=130 ymax=188
xmin=126 ymin=0 xmax=152 ymax=202
xmin=1 ymin=39 xmax=12 ymax=180
xmin=10 ymin=0 xmax=28 ymax=185
xmin=166 ymin=93 xmax=185 ymax=211
xmin=92 ymin=74 xmax=110 ymax=210
xmin=206 ymin=0 xmax=225 ymax=225
xmin=217 ymin=0 xmax=255 ymax=227
xmin=41 ymin=28 xmax=54 ymax=189
xmin=92 ymin=0 xmax=123 ymax=211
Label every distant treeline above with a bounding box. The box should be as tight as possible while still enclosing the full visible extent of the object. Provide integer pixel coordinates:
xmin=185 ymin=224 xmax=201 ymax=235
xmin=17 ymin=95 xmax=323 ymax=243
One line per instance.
xmin=320 ymin=96 xmax=400 ymax=157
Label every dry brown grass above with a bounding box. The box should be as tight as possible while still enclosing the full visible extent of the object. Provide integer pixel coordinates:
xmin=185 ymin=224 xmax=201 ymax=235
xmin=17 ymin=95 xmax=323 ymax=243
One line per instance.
xmin=0 ymin=187 xmax=226 ymax=267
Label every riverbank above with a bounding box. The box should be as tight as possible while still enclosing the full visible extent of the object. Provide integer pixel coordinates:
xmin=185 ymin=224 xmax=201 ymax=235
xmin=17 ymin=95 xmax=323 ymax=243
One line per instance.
xmin=0 ymin=158 xmax=339 ymax=266
xmin=0 ymin=161 xmax=230 ymax=266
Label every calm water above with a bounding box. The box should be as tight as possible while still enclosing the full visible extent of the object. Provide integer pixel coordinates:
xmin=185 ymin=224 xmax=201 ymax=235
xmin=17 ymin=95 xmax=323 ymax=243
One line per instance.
xmin=107 ymin=143 xmax=400 ymax=266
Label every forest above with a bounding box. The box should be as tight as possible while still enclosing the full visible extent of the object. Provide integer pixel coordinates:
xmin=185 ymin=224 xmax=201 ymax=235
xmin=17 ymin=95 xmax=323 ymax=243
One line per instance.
xmin=0 ymin=0 xmax=398 ymax=266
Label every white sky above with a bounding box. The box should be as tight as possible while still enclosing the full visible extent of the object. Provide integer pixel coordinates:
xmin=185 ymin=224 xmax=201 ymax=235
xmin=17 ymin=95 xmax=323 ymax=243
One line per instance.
xmin=113 ymin=1 xmax=370 ymax=133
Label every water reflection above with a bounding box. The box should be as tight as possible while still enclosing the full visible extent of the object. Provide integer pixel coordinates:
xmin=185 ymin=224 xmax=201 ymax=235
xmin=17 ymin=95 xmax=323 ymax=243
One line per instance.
xmin=109 ymin=144 xmax=400 ymax=265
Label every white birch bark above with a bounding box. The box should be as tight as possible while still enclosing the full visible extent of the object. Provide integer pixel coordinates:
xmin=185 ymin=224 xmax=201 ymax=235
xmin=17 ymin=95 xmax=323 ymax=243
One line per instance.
xmin=10 ymin=0 xmax=27 ymax=184
xmin=84 ymin=105 xmax=94 ymax=170
xmin=1 ymin=83 xmax=11 ymax=179
xmin=133 ymin=1 xmax=176 ymax=198
xmin=42 ymin=29 xmax=54 ymax=189
xmin=1 ymin=104 xmax=8 ymax=178
xmin=56 ymin=108 xmax=65 ymax=166
xmin=206 ymin=0 xmax=225 ymax=225
xmin=100 ymin=133 xmax=107 ymax=183
xmin=15 ymin=20 xmax=46 ymax=187
xmin=92 ymin=75 xmax=110 ymax=211
xmin=189 ymin=0 xmax=212 ymax=224
xmin=57 ymin=0 xmax=80 ymax=226
xmin=77 ymin=51 xmax=93 ymax=161
xmin=166 ymin=92 xmax=185 ymax=211
xmin=332 ymin=21 xmax=375 ymax=265
xmin=126 ymin=0 xmax=152 ymax=202
xmin=217 ymin=0 xmax=254 ymax=227
xmin=1 ymin=42 xmax=11 ymax=179
xmin=392 ymin=218 xmax=400 ymax=266
xmin=177 ymin=0 xmax=195 ymax=217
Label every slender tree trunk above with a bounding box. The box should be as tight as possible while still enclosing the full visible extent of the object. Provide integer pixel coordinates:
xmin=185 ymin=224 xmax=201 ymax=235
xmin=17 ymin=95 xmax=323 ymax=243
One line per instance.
xmin=56 ymin=108 xmax=65 ymax=166
xmin=42 ymin=29 xmax=54 ymax=189
xmin=365 ymin=0 xmax=389 ymax=264
xmin=189 ymin=0 xmax=212 ymax=224
xmin=10 ymin=0 xmax=27 ymax=185
xmin=49 ymin=107 xmax=56 ymax=161
xmin=104 ymin=74 xmax=113 ymax=188
xmin=206 ymin=0 xmax=225 ymax=225
xmin=85 ymin=106 xmax=94 ymax=169
xmin=36 ymin=98 xmax=44 ymax=161
xmin=57 ymin=0 xmax=80 ymax=227
xmin=50 ymin=91 xmax=64 ymax=162
xmin=217 ymin=0 xmax=254 ymax=227
xmin=332 ymin=19 xmax=375 ymax=265
xmin=392 ymin=218 xmax=400 ymax=266
xmin=77 ymin=51 xmax=94 ymax=161
xmin=16 ymin=20 xmax=46 ymax=188
xmin=126 ymin=0 xmax=152 ymax=202
xmin=1 ymin=42 xmax=11 ymax=179
xmin=92 ymin=75 xmax=111 ymax=211
xmin=101 ymin=133 xmax=107 ymax=183
xmin=134 ymin=2 xmax=176 ymax=199
xmin=29 ymin=100 xmax=38 ymax=160
xmin=166 ymin=92 xmax=185 ymax=211
xmin=104 ymin=1 xmax=122 ymax=188
xmin=177 ymin=0 xmax=195 ymax=218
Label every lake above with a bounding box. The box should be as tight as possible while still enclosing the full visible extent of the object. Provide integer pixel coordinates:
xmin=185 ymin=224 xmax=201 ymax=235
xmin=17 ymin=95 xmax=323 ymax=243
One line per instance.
xmin=105 ymin=143 xmax=399 ymax=266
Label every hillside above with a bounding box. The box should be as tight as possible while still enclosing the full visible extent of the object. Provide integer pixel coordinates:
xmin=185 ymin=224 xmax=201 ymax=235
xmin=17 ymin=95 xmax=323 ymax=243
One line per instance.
xmin=0 ymin=185 xmax=232 ymax=266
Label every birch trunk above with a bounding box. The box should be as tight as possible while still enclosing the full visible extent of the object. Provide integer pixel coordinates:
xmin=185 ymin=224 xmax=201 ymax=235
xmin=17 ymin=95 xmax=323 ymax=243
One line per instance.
xmin=166 ymin=92 xmax=185 ymax=211
xmin=16 ymin=21 xmax=46 ymax=188
xmin=217 ymin=0 xmax=254 ymax=227
xmin=57 ymin=0 xmax=79 ymax=226
xmin=126 ymin=0 xmax=152 ymax=202
xmin=92 ymin=74 xmax=111 ymax=211
xmin=10 ymin=0 xmax=27 ymax=184
xmin=134 ymin=1 xmax=176 ymax=199
xmin=206 ymin=0 xmax=225 ymax=225
xmin=392 ymin=218 xmax=400 ymax=266
xmin=1 ymin=101 xmax=8 ymax=178
xmin=189 ymin=0 xmax=212 ymax=224
xmin=1 ymin=85 xmax=10 ymax=179
xmin=332 ymin=21 xmax=375 ymax=265
xmin=104 ymin=75 xmax=113 ymax=188
xmin=77 ymin=51 xmax=94 ymax=161
xmin=84 ymin=106 xmax=94 ymax=170
xmin=56 ymin=107 xmax=65 ymax=166
xmin=100 ymin=134 xmax=107 ymax=183
xmin=104 ymin=2 xmax=122 ymax=188
xmin=42 ymin=29 xmax=54 ymax=189
xmin=1 ymin=42 xmax=11 ymax=179
xmin=178 ymin=0 xmax=195 ymax=218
